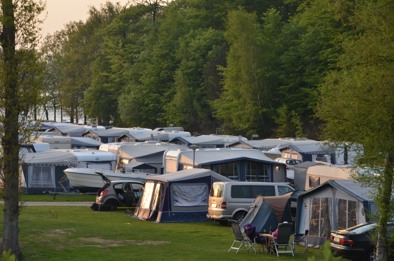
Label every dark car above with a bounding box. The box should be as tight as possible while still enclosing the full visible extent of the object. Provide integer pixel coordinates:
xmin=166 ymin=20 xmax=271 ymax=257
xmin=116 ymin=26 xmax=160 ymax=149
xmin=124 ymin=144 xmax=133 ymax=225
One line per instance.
xmin=330 ymin=222 xmax=394 ymax=261
xmin=91 ymin=172 xmax=144 ymax=211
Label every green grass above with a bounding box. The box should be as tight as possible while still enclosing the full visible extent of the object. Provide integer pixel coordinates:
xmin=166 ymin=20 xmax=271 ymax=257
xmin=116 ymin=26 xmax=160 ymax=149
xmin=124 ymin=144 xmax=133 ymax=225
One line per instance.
xmin=17 ymin=193 xmax=96 ymax=202
xmin=0 ymin=205 xmax=327 ymax=261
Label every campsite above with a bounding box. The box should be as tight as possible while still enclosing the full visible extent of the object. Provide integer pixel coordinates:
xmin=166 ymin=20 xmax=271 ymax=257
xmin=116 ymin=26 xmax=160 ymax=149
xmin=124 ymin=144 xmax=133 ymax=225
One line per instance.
xmin=3 ymin=123 xmax=387 ymax=260
xmin=2 ymin=197 xmax=324 ymax=261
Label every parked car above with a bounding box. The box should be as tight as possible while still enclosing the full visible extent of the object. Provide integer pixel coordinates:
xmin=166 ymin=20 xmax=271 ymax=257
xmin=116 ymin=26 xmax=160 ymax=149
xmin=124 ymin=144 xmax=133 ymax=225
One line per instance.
xmin=207 ymin=181 xmax=295 ymax=224
xmin=275 ymin=158 xmax=302 ymax=179
xmin=275 ymin=157 xmax=302 ymax=166
xmin=330 ymin=222 xmax=394 ymax=261
xmin=91 ymin=173 xmax=144 ymax=211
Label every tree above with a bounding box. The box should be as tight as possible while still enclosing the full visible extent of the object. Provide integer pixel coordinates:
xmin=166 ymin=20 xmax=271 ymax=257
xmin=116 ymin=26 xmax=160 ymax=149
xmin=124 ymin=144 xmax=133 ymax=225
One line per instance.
xmin=119 ymin=1 xmax=182 ymax=128
xmin=165 ymin=28 xmax=225 ymax=132
xmin=113 ymin=3 xmax=165 ymax=127
xmin=0 ymin=0 xmax=44 ymax=257
xmin=81 ymin=2 xmax=125 ymax=125
xmin=275 ymin=104 xmax=304 ymax=138
xmin=41 ymin=32 xmax=66 ymax=122
xmin=213 ymin=9 xmax=283 ymax=137
xmin=277 ymin=0 xmax=352 ymax=138
xmin=317 ymin=0 xmax=394 ymax=259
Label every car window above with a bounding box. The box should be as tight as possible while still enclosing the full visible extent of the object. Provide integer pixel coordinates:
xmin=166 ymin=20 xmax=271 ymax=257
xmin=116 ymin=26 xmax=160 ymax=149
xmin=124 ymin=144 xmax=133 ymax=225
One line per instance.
xmin=278 ymin=185 xmax=294 ymax=195
xmin=123 ymin=183 xmax=132 ymax=192
xmin=132 ymin=184 xmax=144 ymax=199
xmin=210 ymin=183 xmax=223 ymax=197
xmin=251 ymin=185 xmax=275 ymax=197
xmin=113 ymin=183 xmax=123 ymax=190
xmin=231 ymin=185 xmax=251 ymax=198
xmin=231 ymin=185 xmax=276 ymax=198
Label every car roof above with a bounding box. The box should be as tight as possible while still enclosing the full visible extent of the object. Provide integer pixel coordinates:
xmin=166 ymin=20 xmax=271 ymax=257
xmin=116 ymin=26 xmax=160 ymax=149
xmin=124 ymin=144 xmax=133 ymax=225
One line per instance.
xmin=215 ymin=181 xmax=293 ymax=186
xmin=110 ymin=180 xmax=144 ymax=184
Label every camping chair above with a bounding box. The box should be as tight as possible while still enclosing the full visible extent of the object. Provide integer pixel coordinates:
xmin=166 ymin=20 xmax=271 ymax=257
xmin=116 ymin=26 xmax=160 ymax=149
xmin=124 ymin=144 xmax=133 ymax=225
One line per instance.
xmin=228 ymin=221 xmax=257 ymax=254
xmin=243 ymin=223 xmax=266 ymax=253
xmin=272 ymin=222 xmax=295 ymax=256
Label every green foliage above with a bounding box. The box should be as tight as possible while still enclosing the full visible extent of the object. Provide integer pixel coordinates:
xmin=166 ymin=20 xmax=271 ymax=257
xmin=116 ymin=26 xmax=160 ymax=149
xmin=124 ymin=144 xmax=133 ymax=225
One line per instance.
xmin=0 ymin=251 xmax=16 ymax=261
xmin=166 ymin=28 xmax=225 ymax=131
xmin=116 ymin=3 xmax=168 ymax=127
xmin=277 ymin=0 xmax=351 ymax=137
xmin=36 ymin=0 xmax=394 ymax=142
xmin=213 ymin=9 xmax=264 ymax=136
xmin=316 ymin=0 xmax=394 ymax=258
xmin=307 ymin=241 xmax=344 ymax=261
xmin=275 ymin=104 xmax=304 ymax=138
xmin=213 ymin=8 xmax=288 ymax=137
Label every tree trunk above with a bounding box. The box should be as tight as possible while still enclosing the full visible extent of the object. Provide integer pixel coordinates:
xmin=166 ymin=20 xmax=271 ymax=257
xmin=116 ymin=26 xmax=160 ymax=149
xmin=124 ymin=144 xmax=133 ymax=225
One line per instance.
xmin=375 ymin=154 xmax=394 ymax=261
xmin=1 ymin=0 xmax=21 ymax=258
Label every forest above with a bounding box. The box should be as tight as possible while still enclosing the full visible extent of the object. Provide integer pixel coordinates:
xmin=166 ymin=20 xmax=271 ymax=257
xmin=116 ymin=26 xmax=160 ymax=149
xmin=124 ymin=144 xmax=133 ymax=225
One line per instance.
xmin=23 ymin=0 xmax=391 ymax=140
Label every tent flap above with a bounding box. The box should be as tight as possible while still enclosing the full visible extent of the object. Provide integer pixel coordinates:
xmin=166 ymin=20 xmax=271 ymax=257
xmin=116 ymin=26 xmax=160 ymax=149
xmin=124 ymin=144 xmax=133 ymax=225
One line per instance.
xmin=172 ymin=184 xmax=208 ymax=207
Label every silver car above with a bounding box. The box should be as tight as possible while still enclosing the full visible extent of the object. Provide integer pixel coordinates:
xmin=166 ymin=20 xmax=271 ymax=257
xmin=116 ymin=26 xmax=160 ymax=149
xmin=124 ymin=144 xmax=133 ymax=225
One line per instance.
xmin=91 ymin=173 xmax=144 ymax=211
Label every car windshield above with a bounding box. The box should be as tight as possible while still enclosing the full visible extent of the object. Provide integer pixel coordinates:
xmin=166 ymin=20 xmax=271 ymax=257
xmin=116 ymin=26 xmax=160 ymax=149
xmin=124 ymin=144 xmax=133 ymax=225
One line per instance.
xmin=346 ymin=223 xmax=376 ymax=234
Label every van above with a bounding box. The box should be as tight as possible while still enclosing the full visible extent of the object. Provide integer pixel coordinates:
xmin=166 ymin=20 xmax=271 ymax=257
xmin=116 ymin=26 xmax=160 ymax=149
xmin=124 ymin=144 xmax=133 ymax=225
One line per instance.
xmin=275 ymin=157 xmax=302 ymax=179
xmin=207 ymin=181 xmax=295 ymax=224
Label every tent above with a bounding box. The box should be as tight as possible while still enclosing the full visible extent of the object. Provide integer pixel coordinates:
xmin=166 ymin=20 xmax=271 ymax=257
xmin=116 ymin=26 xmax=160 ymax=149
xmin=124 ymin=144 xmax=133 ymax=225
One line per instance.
xmin=133 ymin=168 xmax=231 ymax=223
xmin=239 ymin=193 xmax=294 ymax=234
xmin=295 ymin=180 xmax=377 ymax=246
xmin=20 ymin=150 xmax=78 ymax=193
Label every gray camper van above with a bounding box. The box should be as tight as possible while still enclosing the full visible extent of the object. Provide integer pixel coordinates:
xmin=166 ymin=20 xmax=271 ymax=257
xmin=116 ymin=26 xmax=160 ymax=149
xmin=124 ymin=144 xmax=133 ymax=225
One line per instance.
xmin=207 ymin=181 xmax=295 ymax=224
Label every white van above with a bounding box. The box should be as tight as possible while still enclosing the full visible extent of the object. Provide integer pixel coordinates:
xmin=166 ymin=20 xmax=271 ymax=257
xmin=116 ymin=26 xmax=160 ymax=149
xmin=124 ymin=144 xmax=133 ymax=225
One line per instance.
xmin=207 ymin=181 xmax=295 ymax=224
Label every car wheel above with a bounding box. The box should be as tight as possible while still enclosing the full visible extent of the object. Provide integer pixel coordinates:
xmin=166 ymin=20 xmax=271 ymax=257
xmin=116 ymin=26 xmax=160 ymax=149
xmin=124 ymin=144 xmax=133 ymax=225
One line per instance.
xmin=368 ymin=250 xmax=375 ymax=261
xmin=106 ymin=199 xmax=119 ymax=211
xmin=232 ymin=211 xmax=247 ymax=223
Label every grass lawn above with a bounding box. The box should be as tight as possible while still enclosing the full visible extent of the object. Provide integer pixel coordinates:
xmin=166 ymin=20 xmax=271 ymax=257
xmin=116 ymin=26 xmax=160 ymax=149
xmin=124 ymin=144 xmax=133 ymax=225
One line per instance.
xmin=0 ymin=203 xmax=327 ymax=261
xmin=18 ymin=193 xmax=96 ymax=202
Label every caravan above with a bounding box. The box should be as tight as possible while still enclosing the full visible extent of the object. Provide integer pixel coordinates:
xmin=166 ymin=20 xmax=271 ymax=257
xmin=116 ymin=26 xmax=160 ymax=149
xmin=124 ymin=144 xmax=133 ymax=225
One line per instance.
xmin=304 ymin=164 xmax=354 ymax=190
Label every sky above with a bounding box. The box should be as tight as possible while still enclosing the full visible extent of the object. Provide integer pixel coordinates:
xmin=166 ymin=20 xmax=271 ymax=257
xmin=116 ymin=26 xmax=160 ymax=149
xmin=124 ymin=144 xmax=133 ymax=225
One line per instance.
xmin=40 ymin=0 xmax=130 ymax=37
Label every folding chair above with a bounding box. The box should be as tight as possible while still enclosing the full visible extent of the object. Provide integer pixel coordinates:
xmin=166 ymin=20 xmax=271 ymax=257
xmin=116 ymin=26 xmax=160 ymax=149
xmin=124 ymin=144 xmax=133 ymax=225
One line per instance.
xmin=272 ymin=222 xmax=295 ymax=256
xmin=228 ymin=221 xmax=257 ymax=254
xmin=244 ymin=223 xmax=266 ymax=253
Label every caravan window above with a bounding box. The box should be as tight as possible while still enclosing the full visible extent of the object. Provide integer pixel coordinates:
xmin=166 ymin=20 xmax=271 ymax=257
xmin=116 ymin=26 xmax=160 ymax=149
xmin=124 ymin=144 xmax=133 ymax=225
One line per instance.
xmin=337 ymin=199 xmax=357 ymax=229
xmin=309 ymin=176 xmax=320 ymax=189
xmin=28 ymin=166 xmax=55 ymax=188
xmin=171 ymin=183 xmax=208 ymax=207
xmin=211 ymin=162 xmax=240 ymax=180
xmin=245 ymin=161 xmax=269 ymax=181
xmin=309 ymin=197 xmax=331 ymax=238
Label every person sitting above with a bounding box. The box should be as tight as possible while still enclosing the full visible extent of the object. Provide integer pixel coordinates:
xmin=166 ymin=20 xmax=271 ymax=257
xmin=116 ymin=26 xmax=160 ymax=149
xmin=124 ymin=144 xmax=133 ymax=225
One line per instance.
xmin=272 ymin=227 xmax=279 ymax=239
xmin=272 ymin=221 xmax=289 ymax=239
xmin=244 ymin=223 xmax=266 ymax=245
